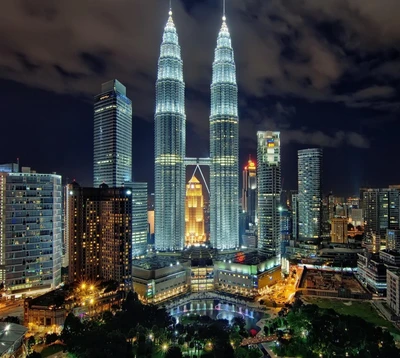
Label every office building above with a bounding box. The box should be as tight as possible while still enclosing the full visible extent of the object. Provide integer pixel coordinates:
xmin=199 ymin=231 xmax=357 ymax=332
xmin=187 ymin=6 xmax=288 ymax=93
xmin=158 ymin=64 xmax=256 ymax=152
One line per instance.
xmin=242 ymin=158 xmax=257 ymax=226
xmin=154 ymin=10 xmax=186 ymax=251
xmin=0 ymin=165 xmax=62 ymax=293
xmin=257 ymin=131 xmax=281 ymax=257
xmin=185 ymin=176 xmax=206 ymax=246
xmin=291 ymin=192 xmax=298 ymax=240
xmin=209 ymin=13 xmax=239 ymax=250
xmin=127 ymin=182 xmax=148 ymax=257
xmin=93 ymin=79 xmax=132 ymax=187
xmin=331 ymin=217 xmax=348 ymax=244
xmin=66 ymin=183 xmax=134 ymax=287
xmin=298 ymin=148 xmax=322 ymax=239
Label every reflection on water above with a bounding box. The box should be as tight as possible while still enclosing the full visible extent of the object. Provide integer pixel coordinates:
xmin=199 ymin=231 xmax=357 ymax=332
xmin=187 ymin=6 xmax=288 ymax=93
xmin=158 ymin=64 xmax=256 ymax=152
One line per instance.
xmin=170 ymin=299 xmax=263 ymax=329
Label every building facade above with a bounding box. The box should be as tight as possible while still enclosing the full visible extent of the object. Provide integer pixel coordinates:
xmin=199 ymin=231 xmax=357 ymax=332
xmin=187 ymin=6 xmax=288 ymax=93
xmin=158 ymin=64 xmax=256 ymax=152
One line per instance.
xmin=128 ymin=182 xmax=148 ymax=257
xmin=93 ymin=80 xmax=132 ymax=187
xmin=387 ymin=268 xmax=400 ymax=316
xmin=361 ymin=188 xmax=400 ymax=240
xmin=242 ymin=159 xmax=257 ymax=227
xmin=257 ymin=131 xmax=281 ymax=257
xmin=209 ymin=15 xmax=239 ymax=250
xmin=66 ymin=183 xmax=134 ymax=287
xmin=185 ymin=176 xmax=206 ymax=246
xmin=154 ymin=11 xmax=186 ymax=251
xmin=0 ymin=166 xmax=62 ymax=293
xmin=331 ymin=217 xmax=348 ymax=244
xmin=298 ymin=148 xmax=322 ymax=239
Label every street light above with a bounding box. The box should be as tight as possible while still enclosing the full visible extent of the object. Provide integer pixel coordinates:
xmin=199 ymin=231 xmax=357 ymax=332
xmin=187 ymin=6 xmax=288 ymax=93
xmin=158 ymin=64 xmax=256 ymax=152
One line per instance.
xmin=162 ymin=344 xmax=168 ymax=352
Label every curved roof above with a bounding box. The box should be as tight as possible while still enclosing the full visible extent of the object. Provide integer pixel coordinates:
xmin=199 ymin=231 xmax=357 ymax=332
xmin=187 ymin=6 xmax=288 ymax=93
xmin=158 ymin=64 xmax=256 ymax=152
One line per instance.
xmin=0 ymin=322 xmax=28 ymax=356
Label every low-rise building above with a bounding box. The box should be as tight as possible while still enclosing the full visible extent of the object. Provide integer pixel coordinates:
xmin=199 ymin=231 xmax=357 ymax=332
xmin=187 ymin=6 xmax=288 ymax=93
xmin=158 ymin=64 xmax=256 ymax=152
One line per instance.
xmin=0 ymin=322 xmax=28 ymax=358
xmin=24 ymin=283 xmax=122 ymax=331
xmin=132 ymin=256 xmax=191 ymax=304
xmin=214 ymin=252 xmax=281 ymax=297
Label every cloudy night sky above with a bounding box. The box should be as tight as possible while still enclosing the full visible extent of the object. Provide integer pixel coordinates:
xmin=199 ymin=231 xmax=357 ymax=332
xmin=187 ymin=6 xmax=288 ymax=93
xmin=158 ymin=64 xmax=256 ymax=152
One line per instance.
xmin=0 ymin=0 xmax=399 ymax=197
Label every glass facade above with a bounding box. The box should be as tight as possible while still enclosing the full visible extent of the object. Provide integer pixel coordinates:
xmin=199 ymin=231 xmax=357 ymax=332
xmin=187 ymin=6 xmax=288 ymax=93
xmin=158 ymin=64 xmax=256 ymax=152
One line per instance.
xmin=257 ymin=131 xmax=281 ymax=257
xmin=298 ymin=148 xmax=323 ymax=239
xmin=93 ymin=79 xmax=132 ymax=188
xmin=210 ymin=17 xmax=239 ymax=249
xmin=0 ymin=171 xmax=62 ymax=293
xmin=129 ymin=182 xmax=148 ymax=257
xmin=154 ymin=12 xmax=186 ymax=251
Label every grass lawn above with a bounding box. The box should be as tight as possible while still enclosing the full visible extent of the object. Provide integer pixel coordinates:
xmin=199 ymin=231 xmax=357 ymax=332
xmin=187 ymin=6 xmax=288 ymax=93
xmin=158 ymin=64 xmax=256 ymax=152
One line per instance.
xmin=41 ymin=344 xmax=64 ymax=357
xmin=306 ymin=298 xmax=399 ymax=334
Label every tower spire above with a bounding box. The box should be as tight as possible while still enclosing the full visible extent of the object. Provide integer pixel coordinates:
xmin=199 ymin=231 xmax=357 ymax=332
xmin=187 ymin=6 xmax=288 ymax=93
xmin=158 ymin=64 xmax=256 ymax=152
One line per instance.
xmin=222 ymin=0 xmax=226 ymax=21
xmin=169 ymin=0 xmax=172 ymax=15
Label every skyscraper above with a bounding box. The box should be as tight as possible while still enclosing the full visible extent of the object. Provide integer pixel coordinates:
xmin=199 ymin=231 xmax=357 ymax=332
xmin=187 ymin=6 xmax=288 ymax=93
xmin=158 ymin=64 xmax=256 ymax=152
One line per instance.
xmin=0 ymin=165 xmax=62 ymax=293
xmin=154 ymin=9 xmax=186 ymax=251
xmin=257 ymin=131 xmax=281 ymax=257
xmin=185 ymin=176 xmax=206 ymax=246
xmin=93 ymin=79 xmax=132 ymax=187
xmin=66 ymin=183 xmax=134 ymax=287
xmin=129 ymin=182 xmax=148 ymax=257
xmin=298 ymin=148 xmax=323 ymax=239
xmin=242 ymin=158 xmax=257 ymax=227
xmin=210 ymin=12 xmax=239 ymax=250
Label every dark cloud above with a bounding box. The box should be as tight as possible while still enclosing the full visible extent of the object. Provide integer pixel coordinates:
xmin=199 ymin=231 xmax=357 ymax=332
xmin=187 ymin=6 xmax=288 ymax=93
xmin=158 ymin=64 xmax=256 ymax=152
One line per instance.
xmin=0 ymin=0 xmax=399 ymax=175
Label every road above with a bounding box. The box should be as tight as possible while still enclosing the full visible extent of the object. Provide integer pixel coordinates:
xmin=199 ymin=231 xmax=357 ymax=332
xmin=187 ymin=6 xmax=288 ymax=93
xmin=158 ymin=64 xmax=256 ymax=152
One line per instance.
xmin=0 ymin=300 xmax=24 ymax=321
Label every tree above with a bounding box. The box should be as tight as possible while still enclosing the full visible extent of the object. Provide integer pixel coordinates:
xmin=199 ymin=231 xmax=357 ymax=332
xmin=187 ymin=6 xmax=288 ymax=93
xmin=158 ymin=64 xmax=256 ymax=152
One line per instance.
xmin=27 ymin=352 xmax=42 ymax=358
xmin=45 ymin=333 xmax=59 ymax=345
xmin=165 ymin=346 xmax=183 ymax=358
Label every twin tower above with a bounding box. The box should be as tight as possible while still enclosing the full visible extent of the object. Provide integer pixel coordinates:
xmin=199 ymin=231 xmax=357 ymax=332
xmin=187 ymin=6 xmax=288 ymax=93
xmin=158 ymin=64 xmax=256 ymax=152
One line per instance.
xmin=154 ymin=8 xmax=239 ymax=251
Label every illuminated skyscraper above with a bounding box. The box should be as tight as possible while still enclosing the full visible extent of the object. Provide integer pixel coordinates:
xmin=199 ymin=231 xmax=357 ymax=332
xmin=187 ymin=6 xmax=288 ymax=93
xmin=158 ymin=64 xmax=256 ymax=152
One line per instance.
xmin=298 ymin=148 xmax=322 ymax=239
xmin=93 ymin=80 xmax=132 ymax=187
xmin=128 ymin=182 xmax=148 ymax=257
xmin=210 ymin=12 xmax=239 ymax=249
xmin=185 ymin=176 xmax=206 ymax=246
xmin=66 ymin=183 xmax=134 ymax=287
xmin=0 ymin=165 xmax=62 ymax=293
xmin=242 ymin=159 xmax=257 ymax=227
xmin=154 ymin=9 xmax=186 ymax=251
xmin=257 ymin=131 xmax=281 ymax=257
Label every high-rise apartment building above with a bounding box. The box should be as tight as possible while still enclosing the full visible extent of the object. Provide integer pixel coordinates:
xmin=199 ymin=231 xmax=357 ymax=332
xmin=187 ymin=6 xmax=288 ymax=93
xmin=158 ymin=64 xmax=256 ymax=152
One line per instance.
xmin=242 ymin=159 xmax=257 ymax=227
xmin=66 ymin=183 xmax=134 ymax=287
xmin=154 ymin=10 xmax=186 ymax=251
xmin=257 ymin=131 xmax=281 ymax=257
xmin=210 ymin=14 xmax=239 ymax=250
xmin=93 ymin=79 xmax=132 ymax=187
xmin=361 ymin=188 xmax=400 ymax=238
xmin=298 ymin=148 xmax=322 ymax=239
xmin=185 ymin=176 xmax=206 ymax=246
xmin=0 ymin=165 xmax=62 ymax=293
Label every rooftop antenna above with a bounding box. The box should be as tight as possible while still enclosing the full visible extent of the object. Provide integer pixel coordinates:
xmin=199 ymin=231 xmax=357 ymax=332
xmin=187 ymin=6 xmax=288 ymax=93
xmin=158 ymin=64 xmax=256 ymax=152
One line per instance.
xmin=222 ymin=0 xmax=226 ymax=21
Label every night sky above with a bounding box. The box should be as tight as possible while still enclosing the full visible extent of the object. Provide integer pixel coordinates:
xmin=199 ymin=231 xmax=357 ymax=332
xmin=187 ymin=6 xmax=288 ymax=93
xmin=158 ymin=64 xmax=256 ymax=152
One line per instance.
xmin=0 ymin=0 xmax=399 ymax=197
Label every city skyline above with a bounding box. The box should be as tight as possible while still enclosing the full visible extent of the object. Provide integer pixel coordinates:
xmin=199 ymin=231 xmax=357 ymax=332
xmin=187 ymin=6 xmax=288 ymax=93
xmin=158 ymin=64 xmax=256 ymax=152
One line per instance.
xmin=0 ymin=1 xmax=399 ymax=196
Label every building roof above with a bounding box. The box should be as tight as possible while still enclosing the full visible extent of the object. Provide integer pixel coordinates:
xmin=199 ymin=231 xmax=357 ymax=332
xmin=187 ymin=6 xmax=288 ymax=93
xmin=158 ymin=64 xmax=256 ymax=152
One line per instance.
xmin=132 ymin=256 xmax=187 ymax=270
xmin=0 ymin=322 xmax=28 ymax=356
